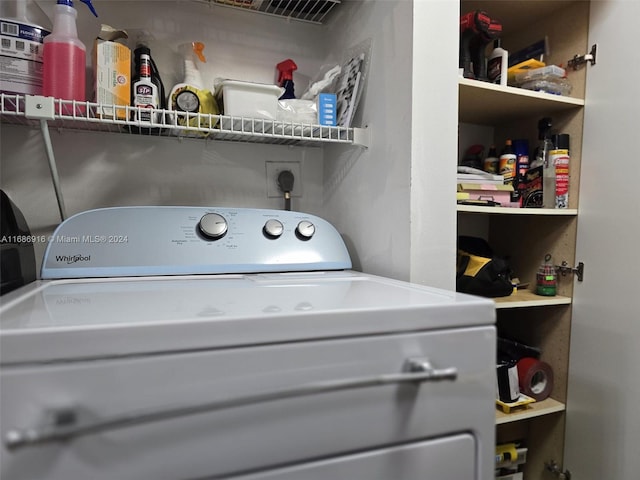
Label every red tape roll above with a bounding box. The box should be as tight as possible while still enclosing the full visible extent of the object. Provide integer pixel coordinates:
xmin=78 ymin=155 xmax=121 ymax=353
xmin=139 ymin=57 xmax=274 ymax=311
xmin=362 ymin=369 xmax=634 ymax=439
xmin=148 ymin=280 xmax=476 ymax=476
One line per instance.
xmin=517 ymin=357 xmax=554 ymax=401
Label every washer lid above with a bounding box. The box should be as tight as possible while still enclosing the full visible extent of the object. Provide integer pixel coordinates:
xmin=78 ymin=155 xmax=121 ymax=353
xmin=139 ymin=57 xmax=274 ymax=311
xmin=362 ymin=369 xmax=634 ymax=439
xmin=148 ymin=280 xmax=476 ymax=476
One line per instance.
xmin=0 ymin=271 xmax=495 ymax=365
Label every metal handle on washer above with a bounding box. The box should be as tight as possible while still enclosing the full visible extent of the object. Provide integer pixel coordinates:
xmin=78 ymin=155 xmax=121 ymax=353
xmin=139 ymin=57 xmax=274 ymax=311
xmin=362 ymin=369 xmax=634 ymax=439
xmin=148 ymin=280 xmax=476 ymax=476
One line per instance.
xmin=4 ymin=357 xmax=457 ymax=451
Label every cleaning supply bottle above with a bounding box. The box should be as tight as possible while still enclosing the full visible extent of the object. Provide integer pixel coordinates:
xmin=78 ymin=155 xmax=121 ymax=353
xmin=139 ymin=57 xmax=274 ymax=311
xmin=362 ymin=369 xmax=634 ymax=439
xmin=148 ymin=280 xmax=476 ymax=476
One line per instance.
xmin=483 ymin=145 xmax=499 ymax=174
xmin=536 ymin=117 xmax=556 ymax=209
xmin=43 ymin=0 xmax=98 ymax=104
xmin=132 ymin=45 xmax=164 ymax=124
xmin=168 ymin=41 xmax=218 ymax=130
xmin=550 ymin=134 xmax=570 ymax=208
xmin=536 ymin=254 xmax=557 ymax=296
xmin=499 ymin=139 xmax=516 ymax=185
xmin=0 ymin=0 xmax=52 ymax=95
xmin=487 ymin=38 xmax=508 ymax=86
xmin=276 ymin=59 xmax=297 ymax=100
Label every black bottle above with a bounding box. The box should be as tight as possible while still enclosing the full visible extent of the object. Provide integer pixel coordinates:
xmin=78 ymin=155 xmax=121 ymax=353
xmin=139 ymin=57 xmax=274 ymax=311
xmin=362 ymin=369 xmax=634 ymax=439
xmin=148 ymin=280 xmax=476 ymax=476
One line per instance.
xmin=131 ymin=45 xmax=166 ymax=128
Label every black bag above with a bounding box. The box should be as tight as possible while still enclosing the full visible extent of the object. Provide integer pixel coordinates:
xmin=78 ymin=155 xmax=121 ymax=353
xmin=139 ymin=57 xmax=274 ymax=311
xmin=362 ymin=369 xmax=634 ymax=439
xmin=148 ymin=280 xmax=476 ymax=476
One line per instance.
xmin=456 ymin=236 xmax=513 ymax=298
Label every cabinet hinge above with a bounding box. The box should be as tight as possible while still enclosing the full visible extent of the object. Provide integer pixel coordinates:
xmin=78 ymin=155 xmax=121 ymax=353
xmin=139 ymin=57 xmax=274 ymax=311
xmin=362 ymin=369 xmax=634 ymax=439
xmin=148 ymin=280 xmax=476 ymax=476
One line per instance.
xmin=555 ymin=261 xmax=584 ymax=282
xmin=568 ymin=44 xmax=597 ymax=70
xmin=545 ymin=459 xmax=571 ymax=479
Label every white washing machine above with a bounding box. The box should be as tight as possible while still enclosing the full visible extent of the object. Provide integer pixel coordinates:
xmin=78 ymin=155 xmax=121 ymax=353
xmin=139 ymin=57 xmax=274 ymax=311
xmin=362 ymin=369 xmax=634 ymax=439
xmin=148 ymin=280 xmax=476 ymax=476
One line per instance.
xmin=0 ymin=207 xmax=496 ymax=480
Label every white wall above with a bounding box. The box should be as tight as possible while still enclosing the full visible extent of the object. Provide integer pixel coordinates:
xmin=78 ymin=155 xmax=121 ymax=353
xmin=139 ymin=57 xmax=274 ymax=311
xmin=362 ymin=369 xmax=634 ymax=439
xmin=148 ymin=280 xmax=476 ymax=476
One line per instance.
xmin=320 ymin=0 xmax=413 ymax=280
xmin=0 ymin=124 xmax=325 ymax=268
xmin=409 ymin=0 xmax=459 ymax=289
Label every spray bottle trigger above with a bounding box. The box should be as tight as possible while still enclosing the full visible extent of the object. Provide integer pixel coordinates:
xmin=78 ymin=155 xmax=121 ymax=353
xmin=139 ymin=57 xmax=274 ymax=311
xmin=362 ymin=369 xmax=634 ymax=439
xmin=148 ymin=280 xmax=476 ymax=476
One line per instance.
xmin=193 ymin=42 xmax=206 ymax=63
xmin=80 ymin=0 xmax=98 ymax=17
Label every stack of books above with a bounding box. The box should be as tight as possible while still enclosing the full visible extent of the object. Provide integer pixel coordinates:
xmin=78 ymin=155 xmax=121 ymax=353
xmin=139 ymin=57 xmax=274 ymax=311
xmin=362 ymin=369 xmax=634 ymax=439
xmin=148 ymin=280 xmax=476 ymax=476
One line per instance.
xmin=457 ymin=167 xmax=513 ymax=207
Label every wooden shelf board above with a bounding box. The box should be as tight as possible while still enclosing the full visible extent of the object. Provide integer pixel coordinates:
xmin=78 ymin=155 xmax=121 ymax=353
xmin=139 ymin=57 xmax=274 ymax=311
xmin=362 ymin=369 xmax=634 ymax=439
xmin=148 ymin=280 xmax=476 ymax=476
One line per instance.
xmin=495 ymin=290 xmax=571 ymax=309
xmin=459 ymin=78 xmax=584 ymax=125
xmin=457 ymin=205 xmax=578 ymax=215
xmin=496 ymin=397 xmax=566 ymax=425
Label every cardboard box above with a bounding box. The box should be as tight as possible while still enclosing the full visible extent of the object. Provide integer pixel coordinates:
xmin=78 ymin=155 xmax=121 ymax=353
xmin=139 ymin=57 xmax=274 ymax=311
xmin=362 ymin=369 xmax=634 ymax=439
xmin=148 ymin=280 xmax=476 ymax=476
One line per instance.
xmin=317 ymin=93 xmax=337 ymax=126
xmin=92 ymin=25 xmax=131 ymax=120
xmin=457 ymin=183 xmax=514 ymax=206
xmin=519 ymin=165 xmax=543 ymax=207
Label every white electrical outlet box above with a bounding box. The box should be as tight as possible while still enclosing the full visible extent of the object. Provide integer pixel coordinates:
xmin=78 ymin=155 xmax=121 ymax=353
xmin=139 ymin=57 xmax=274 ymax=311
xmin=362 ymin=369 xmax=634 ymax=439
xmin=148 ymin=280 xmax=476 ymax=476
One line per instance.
xmin=266 ymin=161 xmax=302 ymax=198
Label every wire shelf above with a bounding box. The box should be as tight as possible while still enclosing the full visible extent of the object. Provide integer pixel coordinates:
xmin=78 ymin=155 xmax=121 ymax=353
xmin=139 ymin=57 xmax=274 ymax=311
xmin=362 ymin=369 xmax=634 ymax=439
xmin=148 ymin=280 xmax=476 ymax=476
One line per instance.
xmin=0 ymin=94 xmax=356 ymax=146
xmin=205 ymin=0 xmax=341 ymax=24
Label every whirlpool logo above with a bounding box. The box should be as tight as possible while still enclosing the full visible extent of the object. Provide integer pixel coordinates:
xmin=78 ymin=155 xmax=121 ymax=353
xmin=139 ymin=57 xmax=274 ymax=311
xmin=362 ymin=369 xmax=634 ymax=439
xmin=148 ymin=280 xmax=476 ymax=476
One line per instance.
xmin=55 ymin=254 xmax=91 ymax=264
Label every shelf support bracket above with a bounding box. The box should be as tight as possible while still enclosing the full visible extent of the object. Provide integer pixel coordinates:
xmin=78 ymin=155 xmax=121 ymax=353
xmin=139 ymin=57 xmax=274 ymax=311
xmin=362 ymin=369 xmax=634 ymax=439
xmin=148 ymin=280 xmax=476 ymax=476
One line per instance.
xmin=24 ymin=96 xmax=67 ymax=221
xmin=555 ymin=261 xmax=584 ymax=282
xmin=352 ymin=127 xmax=369 ymax=148
xmin=568 ymin=44 xmax=597 ymax=70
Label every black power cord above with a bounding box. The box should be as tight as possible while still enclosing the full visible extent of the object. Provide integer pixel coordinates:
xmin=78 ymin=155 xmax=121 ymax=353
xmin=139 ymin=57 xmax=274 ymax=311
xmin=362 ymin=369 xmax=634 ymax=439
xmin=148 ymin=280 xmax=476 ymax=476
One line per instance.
xmin=277 ymin=170 xmax=295 ymax=211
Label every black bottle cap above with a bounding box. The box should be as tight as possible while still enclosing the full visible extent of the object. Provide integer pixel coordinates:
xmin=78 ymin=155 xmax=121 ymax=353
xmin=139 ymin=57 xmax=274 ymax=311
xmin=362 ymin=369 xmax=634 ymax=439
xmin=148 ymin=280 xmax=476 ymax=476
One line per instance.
xmin=553 ymin=134 xmax=570 ymax=150
xmin=538 ymin=117 xmax=553 ymax=139
xmin=134 ymin=45 xmax=151 ymax=57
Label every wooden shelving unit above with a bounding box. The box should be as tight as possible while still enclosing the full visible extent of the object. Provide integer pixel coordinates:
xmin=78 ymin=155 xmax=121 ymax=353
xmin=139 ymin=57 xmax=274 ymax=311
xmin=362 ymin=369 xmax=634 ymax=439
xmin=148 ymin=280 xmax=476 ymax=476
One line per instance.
xmin=459 ymin=78 xmax=584 ymax=124
xmin=458 ymin=1 xmax=591 ymax=477
xmin=496 ymin=397 xmax=566 ymax=425
xmin=457 ymin=205 xmax=577 ymax=215
xmin=495 ymin=290 xmax=571 ymax=309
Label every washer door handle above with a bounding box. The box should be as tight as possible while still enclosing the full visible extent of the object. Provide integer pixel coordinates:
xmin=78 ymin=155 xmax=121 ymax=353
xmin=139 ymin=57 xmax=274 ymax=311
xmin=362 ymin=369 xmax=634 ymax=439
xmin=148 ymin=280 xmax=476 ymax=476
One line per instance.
xmin=4 ymin=357 xmax=457 ymax=451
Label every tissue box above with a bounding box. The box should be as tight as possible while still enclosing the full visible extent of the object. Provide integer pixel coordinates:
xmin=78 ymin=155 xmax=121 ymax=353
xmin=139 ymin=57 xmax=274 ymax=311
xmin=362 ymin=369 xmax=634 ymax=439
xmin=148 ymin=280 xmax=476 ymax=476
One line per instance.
xmin=317 ymin=93 xmax=337 ymax=126
xmin=217 ymin=80 xmax=283 ymax=120
xmin=92 ymin=25 xmax=130 ymax=120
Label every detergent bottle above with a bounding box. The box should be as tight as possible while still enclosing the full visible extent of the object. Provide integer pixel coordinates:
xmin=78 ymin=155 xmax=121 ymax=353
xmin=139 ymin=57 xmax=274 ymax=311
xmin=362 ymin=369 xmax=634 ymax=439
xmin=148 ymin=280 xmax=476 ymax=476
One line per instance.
xmin=43 ymin=0 xmax=98 ymax=105
xmin=168 ymin=42 xmax=218 ymax=130
xmin=0 ymin=0 xmax=52 ymax=95
xmin=276 ymin=59 xmax=297 ymax=99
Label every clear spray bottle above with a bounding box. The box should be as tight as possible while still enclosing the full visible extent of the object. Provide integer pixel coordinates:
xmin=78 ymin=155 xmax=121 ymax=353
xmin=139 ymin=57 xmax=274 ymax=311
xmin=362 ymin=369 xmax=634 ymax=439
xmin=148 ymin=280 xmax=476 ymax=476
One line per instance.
xmin=535 ymin=117 xmax=555 ymax=209
xmin=43 ymin=0 xmax=98 ymax=106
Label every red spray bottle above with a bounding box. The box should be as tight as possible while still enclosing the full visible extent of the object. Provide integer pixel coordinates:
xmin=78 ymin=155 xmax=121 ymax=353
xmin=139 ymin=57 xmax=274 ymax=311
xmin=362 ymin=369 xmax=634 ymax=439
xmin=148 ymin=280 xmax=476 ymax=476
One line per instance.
xmin=276 ymin=59 xmax=297 ymax=100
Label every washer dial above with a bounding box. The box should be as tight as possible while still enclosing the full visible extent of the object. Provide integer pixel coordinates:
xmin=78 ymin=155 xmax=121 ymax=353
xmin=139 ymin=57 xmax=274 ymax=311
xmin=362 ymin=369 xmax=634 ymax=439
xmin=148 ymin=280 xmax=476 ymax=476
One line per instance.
xmin=198 ymin=213 xmax=228 ymax=240
xmin=263 ymin=219 xmax=284 ymax=239
xmin=296 ymin=220 xmax=315 ymax=240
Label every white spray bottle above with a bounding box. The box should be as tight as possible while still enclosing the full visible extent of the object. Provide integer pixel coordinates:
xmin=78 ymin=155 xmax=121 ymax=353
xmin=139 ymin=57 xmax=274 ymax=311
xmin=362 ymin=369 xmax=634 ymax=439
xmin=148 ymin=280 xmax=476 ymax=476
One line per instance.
xmin=168 ymin=42 xmax=218 ymax=129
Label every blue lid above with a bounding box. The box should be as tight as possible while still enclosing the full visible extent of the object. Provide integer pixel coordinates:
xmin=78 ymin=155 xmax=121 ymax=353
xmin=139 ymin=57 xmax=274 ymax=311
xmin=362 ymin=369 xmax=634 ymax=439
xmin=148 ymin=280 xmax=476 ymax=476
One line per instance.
xmin=57 ymin=0 xmax=98 ymax=17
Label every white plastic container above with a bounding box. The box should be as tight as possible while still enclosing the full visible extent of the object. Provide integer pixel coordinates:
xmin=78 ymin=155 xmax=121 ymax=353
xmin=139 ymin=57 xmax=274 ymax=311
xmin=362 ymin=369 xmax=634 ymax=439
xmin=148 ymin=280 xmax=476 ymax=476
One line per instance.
xmin=514 ymin=65 xmax=566 ymax=84
xmin=216 ymin=80 xmax=283 ymax=120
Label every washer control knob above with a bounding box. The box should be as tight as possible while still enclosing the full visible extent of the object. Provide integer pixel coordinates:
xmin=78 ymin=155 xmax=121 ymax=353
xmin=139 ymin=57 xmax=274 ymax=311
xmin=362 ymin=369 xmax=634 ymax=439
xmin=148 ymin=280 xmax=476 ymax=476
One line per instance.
xmin=263 ymin=219 xmax=284 ymax=239
xmin=198 ymin=213 xmax=228 ymax=240
xmin=296 ymin=220 xmax=315 ymax=240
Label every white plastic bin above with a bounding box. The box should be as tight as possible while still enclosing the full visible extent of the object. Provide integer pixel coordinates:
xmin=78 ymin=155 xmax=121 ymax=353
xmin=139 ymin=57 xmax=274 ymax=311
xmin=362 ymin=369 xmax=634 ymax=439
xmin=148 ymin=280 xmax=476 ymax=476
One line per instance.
xmin=217 ymin=80 xmax=283 ymax=120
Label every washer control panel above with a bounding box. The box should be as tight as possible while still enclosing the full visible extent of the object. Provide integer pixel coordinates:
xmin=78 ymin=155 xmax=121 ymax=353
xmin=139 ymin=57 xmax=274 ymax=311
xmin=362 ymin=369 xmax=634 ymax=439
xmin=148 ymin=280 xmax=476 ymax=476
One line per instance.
xmin=41 ymin=207 xmax=351 ymax=279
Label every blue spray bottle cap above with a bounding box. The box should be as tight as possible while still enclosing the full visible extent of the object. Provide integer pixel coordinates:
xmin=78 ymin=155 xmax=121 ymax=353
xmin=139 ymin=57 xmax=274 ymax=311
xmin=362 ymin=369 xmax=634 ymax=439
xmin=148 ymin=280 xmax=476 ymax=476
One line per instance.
xmin=57 ymin=0 xmax=99 ymax=17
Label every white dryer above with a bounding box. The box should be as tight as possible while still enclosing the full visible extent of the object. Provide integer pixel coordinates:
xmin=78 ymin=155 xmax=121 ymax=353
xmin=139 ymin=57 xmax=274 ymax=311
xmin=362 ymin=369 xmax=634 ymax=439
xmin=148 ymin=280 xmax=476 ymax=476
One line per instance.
xmin=0 ymin=207 xmax=496 ymax=480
